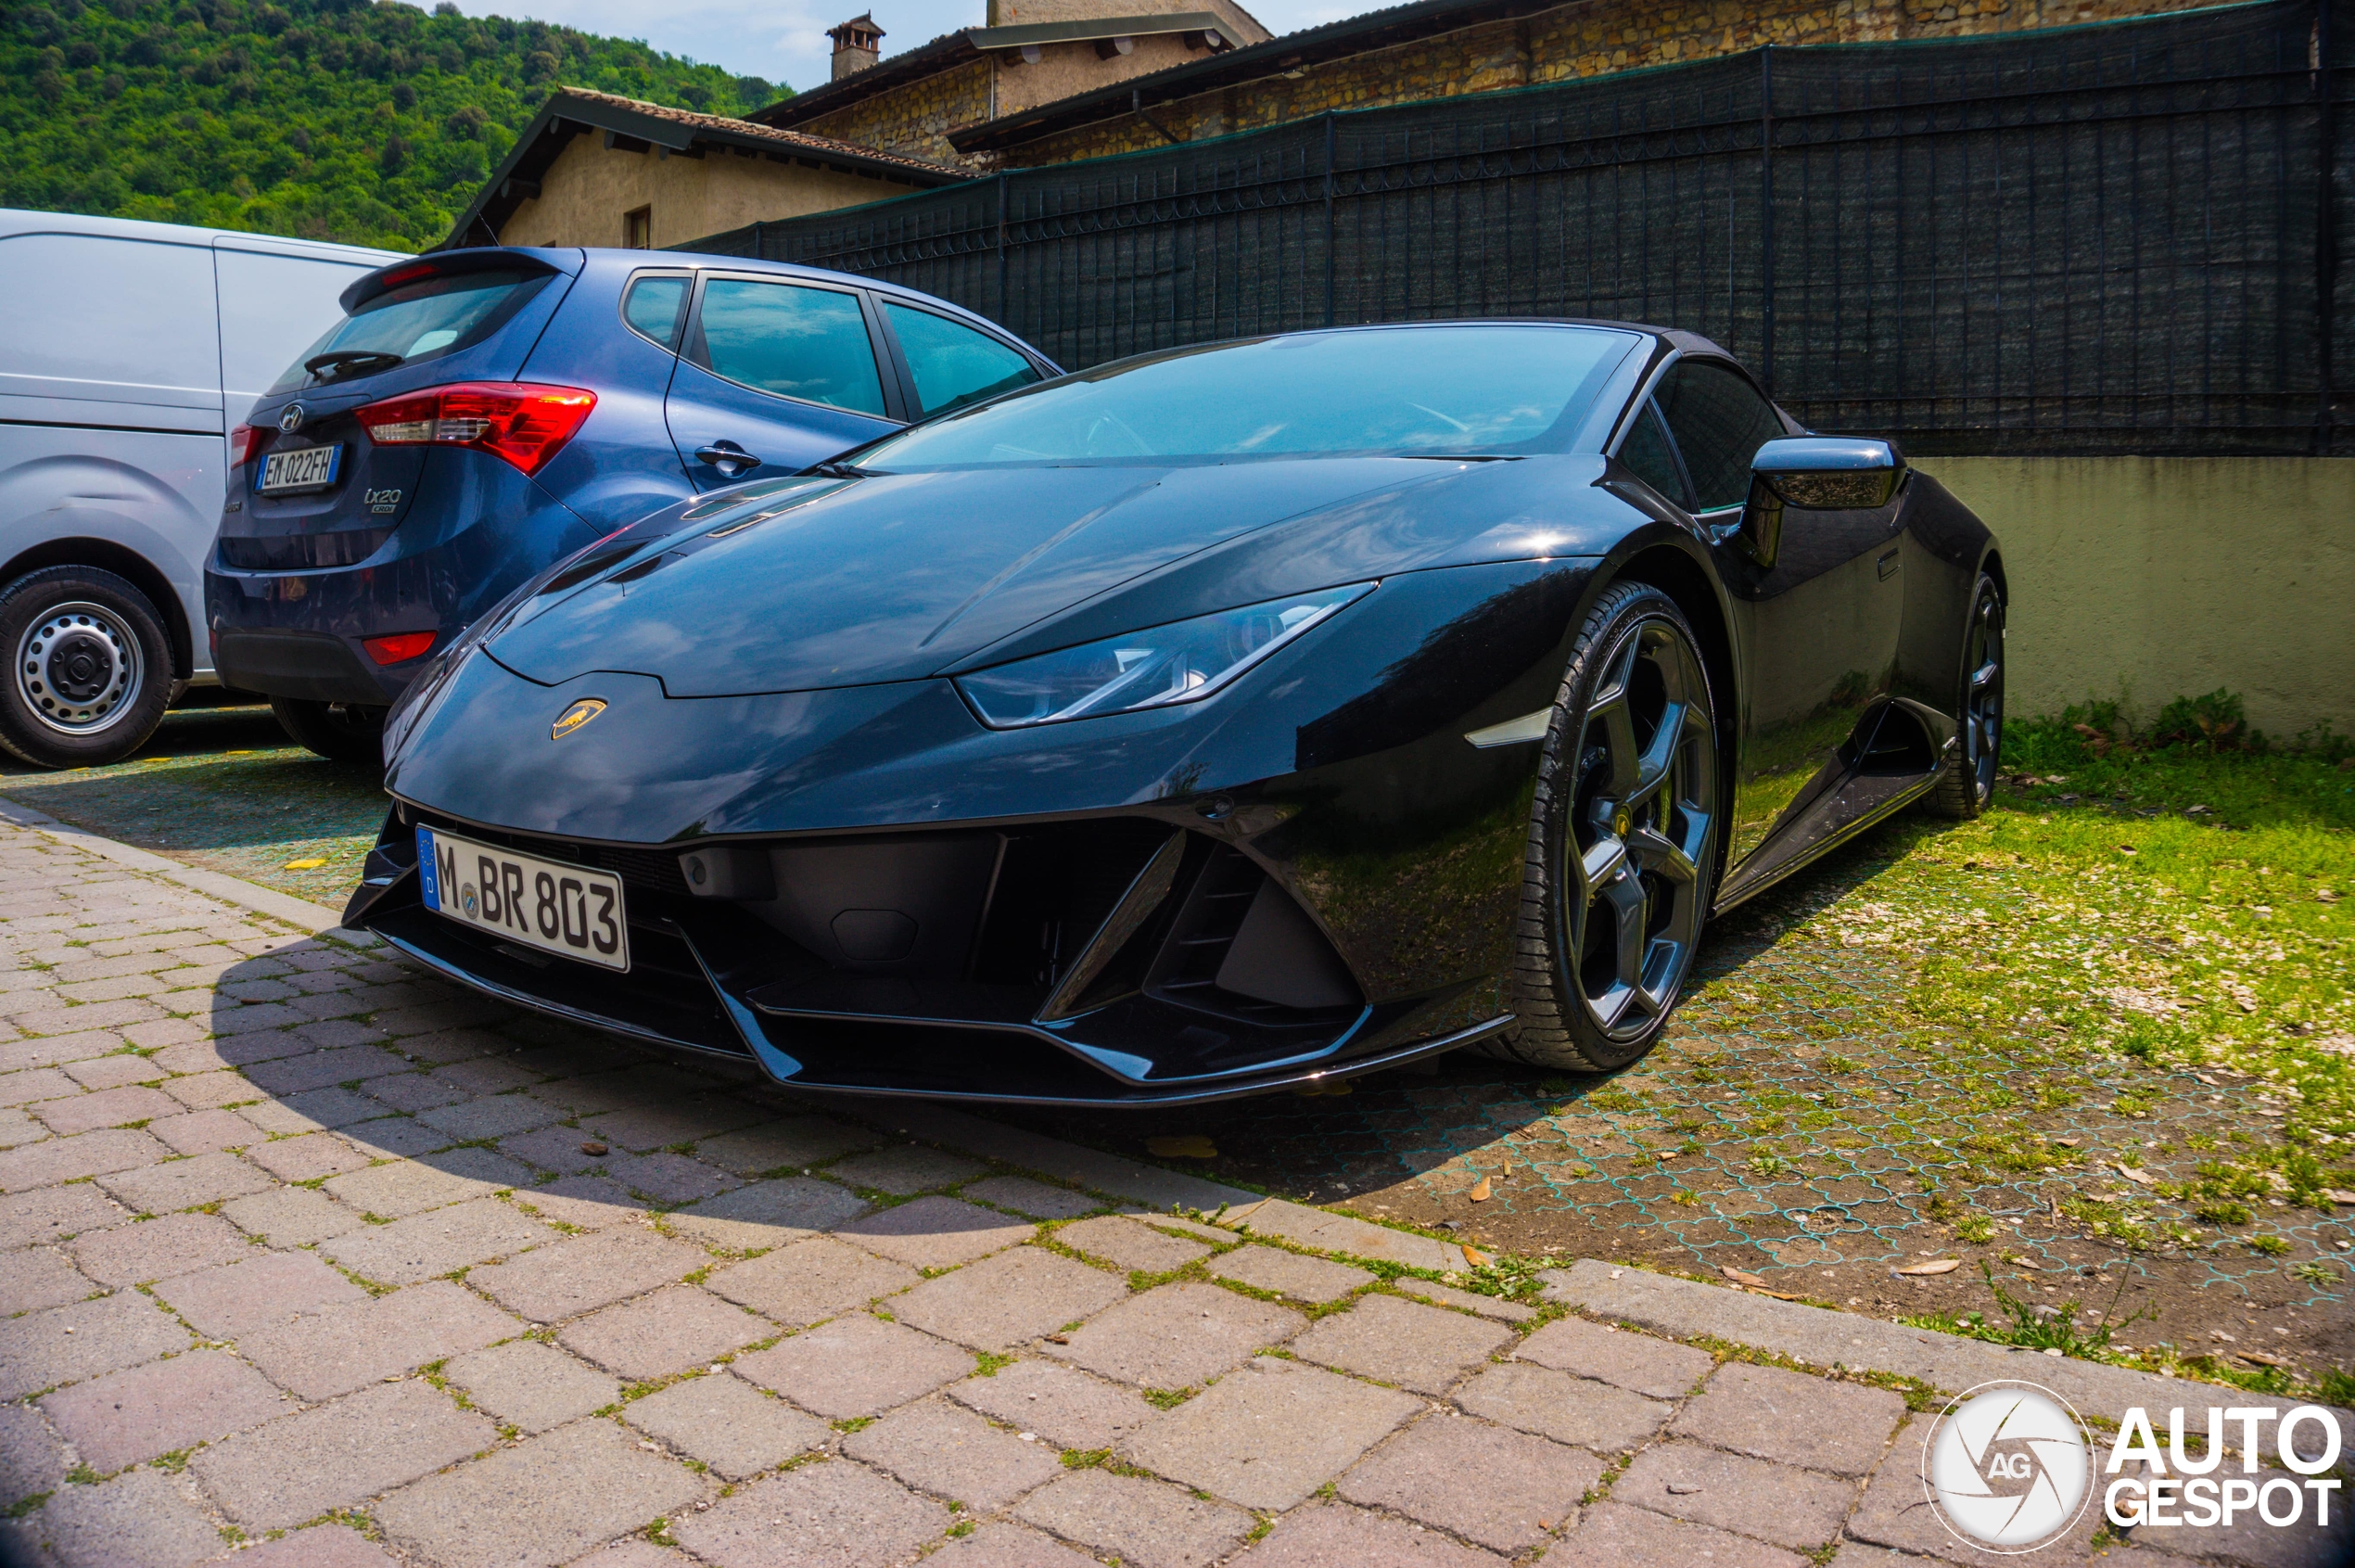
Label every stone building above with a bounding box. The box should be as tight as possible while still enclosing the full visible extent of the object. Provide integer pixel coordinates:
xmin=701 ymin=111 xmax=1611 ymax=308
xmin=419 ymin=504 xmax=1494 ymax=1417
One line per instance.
xmin=448 ymin=0 xmax=2212 ymax=248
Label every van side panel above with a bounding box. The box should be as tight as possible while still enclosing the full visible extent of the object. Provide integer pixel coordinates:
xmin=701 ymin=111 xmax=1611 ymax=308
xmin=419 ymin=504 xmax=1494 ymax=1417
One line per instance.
xmin=0 ymin=234 xmax=221 ymax=435
xmin=214 ymin=247 xmax=382 ymax=428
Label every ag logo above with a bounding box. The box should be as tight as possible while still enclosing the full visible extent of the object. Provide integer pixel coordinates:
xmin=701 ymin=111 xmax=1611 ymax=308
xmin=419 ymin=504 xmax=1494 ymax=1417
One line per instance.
xmin=278 ymin=403 xmax=305 ymax=432
xmin=1924 ymin=1382 xmax=2093 ymax=1553
xmin=552 ymin=698 xmax=606 ymax=739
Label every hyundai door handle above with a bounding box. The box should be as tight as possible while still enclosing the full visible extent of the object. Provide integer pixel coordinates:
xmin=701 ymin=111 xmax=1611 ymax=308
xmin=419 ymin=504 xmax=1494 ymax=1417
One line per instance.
xmin=695 ymin=441 xmax=760 ymax=472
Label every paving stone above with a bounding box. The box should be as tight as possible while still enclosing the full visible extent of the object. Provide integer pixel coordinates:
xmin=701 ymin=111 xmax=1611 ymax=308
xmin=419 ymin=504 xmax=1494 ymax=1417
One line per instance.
xmin=1552 ymin=1500 xmax=1807 ymax=1568
xmin=418 ymin=1091 xmax=562 ymax=1141
xmin=926 ymin=1522 xmax=1104 ymax=1568
xmin=501 ymin=1123 xmax=622 ymax=1176
xmin=625 ymin=1372 xmax=829 ymax=1479
xmin=836 ymin=1195 xmax=1034 ymax=1270
xmin=732 ymin=1313 xmax=974 ymax=1419
xmin=12 ymin=1464 xmax=223 ymax=1568
xmin=1394 ymin=1279 xmax=1539 ymax=1323
xmin=1209 ymin=1244 xmax=1373 ymax=1305
xmin=1123 ymin=1354 xmax=1421 ymax=1511
xmin=0 ymin=1184 xmax=129 ymax=1248
xmin=0 ymin=1128 xmax=168 ymax=1193
xmin=237 ymin=1279 xmax=517 ymax=1400
xmin=363 ymin=1071 xmax=472 ymax=1113
xmin=0 ymin=1068 xmax=76 ymax=1108
xmin=1045 ymin=1281 xmax=1303 ymax=1392
xmin=1227 ymin=1196 xmax=1460 ymax=1273
xmin=665 ymin=1177 xmax=867 ymax=1252
xmin=671 ymin=1456 xmax=948 ymax=1568
xmin=95 ymin=1150 xmax=270 ymax=1214
xmin=241 ymin=1085 xmax=388 ymax=1134
xmin=65 ymin=1211 xmax=249 ymax=1286
xmin=0 ymin=1247 xmax=95 ymax=1315
xmin=508 ymin=1174 xmax=645 ymax=1229
xmin=947 ymin=1359 xmax=1160 ymax=1452
xmin=218 ymin=1184 xmax=363 ymax=1246
xmin=579 ymin=1100 xmax=767 ymax=1154
xmin=1338 ymin=1411 xmax=1603 ymax=1553
xmin=222 ymin=1522 xmax=402 ymax=1568
xmin=375 ymin=1414 xmax=702 ymax=1568
xmin=1513 ymin=1316 xmax=1719 ymax=1397
xmin=157 ymin=1069 xmax=257 ymax=1110
xmin=324 ymin=1146 xmax=530 ymax=1218
xmin=1233 ymin=1500 xmax=1508 ymax=1567
xmin=1292 ymin=1293 xmax=1513 ymax=1396
xmin=1614 ymin=1440 xmax=1855 ymax=1550
xmin=0 ymin=1400 xmax=65 ymax=1506
xmin=0 ymin=1290 xmax=190 ymax=1399
xmin=0 ymin=1108 xmax=45 ymax=1150
xmin=321 ymin=1195 xmax=557 ymax=1286
xmin=441 ymin=1340 xmax=621 ymax=1435
xmin=38 ymin=1348 xmax=279 ymax=1473
xmin=335 ymin=1113 xmax=450 ymax=1156
xmin=152 ymin=1248 xmax=366 ymax=1339
xmin=244 ymin=1129 xmax=375 ymax=1182
xmin=1455 ymin=1361 xmax=1674 ymax=1453
xmin=469 ymin=1227 xmax=704 ymax=1322
xmin=438 ymin=1055 xmax=548 ymax=1096
xmin=844 ymin=1396 xmax=1063 ymax=1510
xmin=58 ymin=1055 xmax=165 ymax=1090
xmin=1058 ymin=1215 xmax=1213 ymax=1274
xmin=705 ymin=1237 xmax=921 ymax=1327
xmin=0 ymin=1029 xmax=132 ymax=1073
xmin=1671 ymin=1361 xmax=1906 ymax=1477
xmin=891 ymin=1244 xmax=1127 ymax=1353
xmin=28 ymin=1085 xmax=180 ymax=1137
xmin=827 ymin=1144 xmax=988 ymax=1196
xmin=961 ymin=1174 xmax=1101 ymax=1220
xmin=193 ymin=1378 xmax=499 ymax=1531
xmin=605 ymin=1150 xmax=739 ymax=1205
xmin=144 ymin=1107 xmax=255 ymax=1155
xmin=560 ymin=1285 xmax=769 ymax=1380
xmin=240 ymin=1042 xmax=407 ymax=1094
xmin=1013 ymin=1467 xmax=1255 ymax=1568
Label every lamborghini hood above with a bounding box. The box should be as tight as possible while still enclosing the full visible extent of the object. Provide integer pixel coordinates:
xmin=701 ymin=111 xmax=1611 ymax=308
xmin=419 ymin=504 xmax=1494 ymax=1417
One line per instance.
xmin=486 ymin=459 xmax=1467 ymax=696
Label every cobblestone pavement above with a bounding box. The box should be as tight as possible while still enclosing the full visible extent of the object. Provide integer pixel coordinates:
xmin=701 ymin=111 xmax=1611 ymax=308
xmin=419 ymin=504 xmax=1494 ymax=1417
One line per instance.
xmin=0 ymin=819 xmax=2344 ymax=1568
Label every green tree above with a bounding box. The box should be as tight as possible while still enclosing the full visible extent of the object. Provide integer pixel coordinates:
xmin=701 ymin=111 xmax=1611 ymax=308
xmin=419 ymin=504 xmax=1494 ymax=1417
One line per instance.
xmin=0 ymin=0 xmax=791 ymax=252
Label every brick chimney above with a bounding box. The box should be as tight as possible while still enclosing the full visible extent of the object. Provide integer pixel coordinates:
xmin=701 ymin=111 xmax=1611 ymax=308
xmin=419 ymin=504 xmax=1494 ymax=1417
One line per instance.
xmin=828 ymin=13 xmax=885 ymax=79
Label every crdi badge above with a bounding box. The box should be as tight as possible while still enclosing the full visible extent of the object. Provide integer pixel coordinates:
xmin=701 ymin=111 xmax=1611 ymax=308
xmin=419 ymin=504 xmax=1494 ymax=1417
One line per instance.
xmin=1923 ymin=1381 xmax=2094 ymax=1553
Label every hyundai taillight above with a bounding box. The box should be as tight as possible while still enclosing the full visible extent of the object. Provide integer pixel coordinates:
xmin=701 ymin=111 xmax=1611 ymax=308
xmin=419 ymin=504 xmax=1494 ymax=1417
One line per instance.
xmin=355 ymin=383 xmax=597 ymax=477
xmin=229 ymin=423 xmax=269 ymax=468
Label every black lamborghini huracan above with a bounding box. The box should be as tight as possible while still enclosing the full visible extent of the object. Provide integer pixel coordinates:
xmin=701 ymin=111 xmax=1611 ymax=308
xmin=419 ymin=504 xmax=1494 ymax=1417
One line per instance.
xmin=348 ymin=321 xmax=2005 ymax=1104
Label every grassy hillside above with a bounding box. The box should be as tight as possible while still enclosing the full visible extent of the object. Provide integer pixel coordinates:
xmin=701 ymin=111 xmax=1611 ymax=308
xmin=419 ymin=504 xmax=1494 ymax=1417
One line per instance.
xmin=1 ymin=0 xmax=785 ymax=252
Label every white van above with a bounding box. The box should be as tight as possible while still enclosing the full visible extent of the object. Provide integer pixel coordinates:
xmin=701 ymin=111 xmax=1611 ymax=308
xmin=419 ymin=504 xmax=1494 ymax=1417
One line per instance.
xmin=0 ymin=210 xmax=402 ymax=768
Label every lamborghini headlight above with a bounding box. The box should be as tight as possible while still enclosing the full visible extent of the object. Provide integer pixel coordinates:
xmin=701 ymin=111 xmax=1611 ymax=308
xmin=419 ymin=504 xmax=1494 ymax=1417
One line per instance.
xmin=956 ymin=582 xmax=1372 ymax=729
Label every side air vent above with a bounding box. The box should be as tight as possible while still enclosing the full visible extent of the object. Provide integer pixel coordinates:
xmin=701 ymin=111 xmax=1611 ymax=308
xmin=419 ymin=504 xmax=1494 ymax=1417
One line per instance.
xmin=1145 ymin=844 xmax=1360 ymax=1023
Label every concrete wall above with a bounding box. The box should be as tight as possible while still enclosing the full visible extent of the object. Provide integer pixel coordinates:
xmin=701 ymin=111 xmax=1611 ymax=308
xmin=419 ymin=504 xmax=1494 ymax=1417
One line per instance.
xmin=1916 ymin=458 xmax=2355 ymax=738
xmin=496 ymin=135 xmax=931 ymax=250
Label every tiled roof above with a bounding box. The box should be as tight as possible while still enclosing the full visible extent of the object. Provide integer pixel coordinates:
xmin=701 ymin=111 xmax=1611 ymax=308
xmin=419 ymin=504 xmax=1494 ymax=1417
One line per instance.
xmin=552 ymin=88 xmax=958 ymax=179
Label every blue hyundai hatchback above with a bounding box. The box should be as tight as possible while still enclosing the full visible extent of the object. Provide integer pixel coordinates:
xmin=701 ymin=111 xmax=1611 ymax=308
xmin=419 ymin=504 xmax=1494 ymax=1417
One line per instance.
xmin=205 ymin=248 xmax=1057 ymax=759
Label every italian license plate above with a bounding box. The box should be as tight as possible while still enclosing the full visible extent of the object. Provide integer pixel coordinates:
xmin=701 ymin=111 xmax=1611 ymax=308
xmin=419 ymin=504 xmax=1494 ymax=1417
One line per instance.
xmin=259 ymin=443 xmax=343 ymax=493
xmin=415 ymin=826 xmax=630 ymax=972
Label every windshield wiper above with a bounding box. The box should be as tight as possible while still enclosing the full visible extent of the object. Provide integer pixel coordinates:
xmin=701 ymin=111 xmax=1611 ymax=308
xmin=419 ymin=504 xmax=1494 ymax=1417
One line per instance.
xmin=306 ymin=349 xmax=404 ymax=382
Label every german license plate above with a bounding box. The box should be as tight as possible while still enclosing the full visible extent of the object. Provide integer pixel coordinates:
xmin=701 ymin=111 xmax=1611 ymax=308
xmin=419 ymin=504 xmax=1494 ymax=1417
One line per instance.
xmin=416 ymin=826 xmax=629 ymax=972
xmin=259 ymin=443 xmax=343 ymax=493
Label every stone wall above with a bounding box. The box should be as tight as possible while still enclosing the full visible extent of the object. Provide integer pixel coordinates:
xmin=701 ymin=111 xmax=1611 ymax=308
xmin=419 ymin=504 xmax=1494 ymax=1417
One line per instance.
xmin=1006 ymin=0 xmax=2221 ymax=165
xmin=794 ymin=58 xmax=995 ymax=168
xmin=496 ymin=135 xmax=929 ymax=250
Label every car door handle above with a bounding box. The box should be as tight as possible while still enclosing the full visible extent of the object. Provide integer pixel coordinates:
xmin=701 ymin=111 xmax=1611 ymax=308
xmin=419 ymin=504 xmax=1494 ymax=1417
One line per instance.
xmin=694 ymin=441 xmax=760 ymax=472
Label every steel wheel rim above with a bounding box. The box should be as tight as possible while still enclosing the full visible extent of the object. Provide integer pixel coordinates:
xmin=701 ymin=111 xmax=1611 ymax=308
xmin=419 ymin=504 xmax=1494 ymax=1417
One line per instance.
xmin=16 ymin=601 xmax=144 ymax=738
xmin=1961 ymin=587 xmax=2004 ymax=806
xmin=1561 ymin=616 xmax=1717 ymax=1043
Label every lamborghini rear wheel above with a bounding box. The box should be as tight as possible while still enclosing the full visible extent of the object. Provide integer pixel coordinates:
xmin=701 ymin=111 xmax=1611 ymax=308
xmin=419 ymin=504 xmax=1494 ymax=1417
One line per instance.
xmin=1484 ymin=581 xmax=1721 ymax=1074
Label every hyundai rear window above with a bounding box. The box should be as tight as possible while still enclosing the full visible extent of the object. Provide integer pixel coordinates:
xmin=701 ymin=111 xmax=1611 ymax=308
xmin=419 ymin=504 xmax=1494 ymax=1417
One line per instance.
xmin=271 ymin=268 xmax=548 ymax=392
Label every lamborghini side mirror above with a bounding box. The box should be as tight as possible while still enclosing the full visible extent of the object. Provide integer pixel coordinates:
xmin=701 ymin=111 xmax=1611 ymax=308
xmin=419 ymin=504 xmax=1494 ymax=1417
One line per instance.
xmin=1737 ymin=437 xmax=1907 ymax=568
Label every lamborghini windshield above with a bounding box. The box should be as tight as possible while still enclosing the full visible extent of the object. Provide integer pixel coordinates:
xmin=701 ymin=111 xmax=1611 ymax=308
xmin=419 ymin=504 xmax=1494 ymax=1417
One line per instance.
xmin=854 ymin=325 xmax=1639 ymax=468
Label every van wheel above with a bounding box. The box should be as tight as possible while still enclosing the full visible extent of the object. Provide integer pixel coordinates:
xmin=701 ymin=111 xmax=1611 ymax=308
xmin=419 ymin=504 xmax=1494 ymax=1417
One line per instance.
xmin=270 ymin=697 xmax=386 ymax=767
xmin=0 ymin=567 xmax=174 ymax=770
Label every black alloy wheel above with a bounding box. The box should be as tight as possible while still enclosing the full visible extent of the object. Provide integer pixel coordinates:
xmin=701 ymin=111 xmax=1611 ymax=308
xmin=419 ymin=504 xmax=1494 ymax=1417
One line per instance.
xmin=1485 ymin=580 xmax=1722 ymax=1072
xmin=270 ymin=696 xmax=388 ymax=767
xmin=1927 ymin=572 xmax=2005 ymax=819
xmin=0 ymin=567 xmax=174 ymax=770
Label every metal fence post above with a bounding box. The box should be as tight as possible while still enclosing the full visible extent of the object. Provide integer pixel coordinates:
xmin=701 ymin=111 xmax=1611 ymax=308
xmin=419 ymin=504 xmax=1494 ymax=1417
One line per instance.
xmin=1324 ymin=112 xmax=1338 ymax=328
xmin=1759 ymin=45 xmax=1776 ymax=397
xmin=2318 ymin=0 xmax=2338 ymax=454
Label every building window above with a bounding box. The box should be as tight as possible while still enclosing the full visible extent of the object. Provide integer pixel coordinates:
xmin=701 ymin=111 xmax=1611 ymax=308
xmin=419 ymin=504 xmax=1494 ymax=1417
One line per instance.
xmin=623 ymin=206 xmax=652 ymax=249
